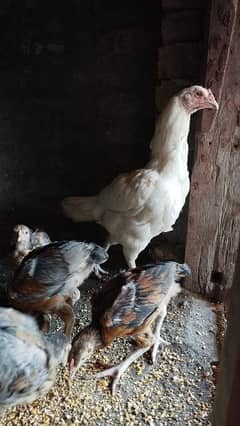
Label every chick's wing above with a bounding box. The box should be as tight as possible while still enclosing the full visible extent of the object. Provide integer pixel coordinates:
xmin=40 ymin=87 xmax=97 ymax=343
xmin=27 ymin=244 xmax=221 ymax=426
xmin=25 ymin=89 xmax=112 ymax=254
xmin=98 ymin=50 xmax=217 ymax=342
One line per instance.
xmin=9 ymin=245 xmax=70 ymax=299
xmin=101 ymin=270 xmax=161 ymax=331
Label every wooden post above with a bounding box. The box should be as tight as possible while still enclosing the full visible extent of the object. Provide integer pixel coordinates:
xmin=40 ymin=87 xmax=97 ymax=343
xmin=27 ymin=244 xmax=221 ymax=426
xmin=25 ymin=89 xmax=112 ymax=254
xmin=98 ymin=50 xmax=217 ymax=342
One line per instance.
xmin=212 ymin=241 xmax=240 ymax=426
xmin=185 ymin=0 xmax=240 ymax=301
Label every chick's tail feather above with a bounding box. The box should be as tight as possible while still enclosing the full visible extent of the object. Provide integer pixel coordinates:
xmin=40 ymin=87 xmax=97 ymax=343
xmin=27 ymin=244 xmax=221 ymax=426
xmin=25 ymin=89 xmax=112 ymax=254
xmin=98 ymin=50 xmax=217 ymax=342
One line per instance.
xmin=62 ymin=196 xmax=101 ymax=222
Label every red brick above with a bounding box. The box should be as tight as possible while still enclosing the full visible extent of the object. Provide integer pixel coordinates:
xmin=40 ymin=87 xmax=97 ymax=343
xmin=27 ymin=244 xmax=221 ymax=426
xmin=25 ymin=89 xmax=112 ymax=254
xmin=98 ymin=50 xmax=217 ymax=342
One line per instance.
xmin=158 ymin=43 xmax=203 ymax=80
xmin=162 ymin=11 xmax=203 ymax=44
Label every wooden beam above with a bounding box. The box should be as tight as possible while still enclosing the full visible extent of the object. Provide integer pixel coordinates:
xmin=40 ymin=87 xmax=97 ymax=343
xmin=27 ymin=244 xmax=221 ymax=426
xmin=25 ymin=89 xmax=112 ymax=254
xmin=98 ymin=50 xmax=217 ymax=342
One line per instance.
xmin=212 ymin=241 xmax=240 ymax=425
xmin=185 ymin=0 xmax=240 ymax=301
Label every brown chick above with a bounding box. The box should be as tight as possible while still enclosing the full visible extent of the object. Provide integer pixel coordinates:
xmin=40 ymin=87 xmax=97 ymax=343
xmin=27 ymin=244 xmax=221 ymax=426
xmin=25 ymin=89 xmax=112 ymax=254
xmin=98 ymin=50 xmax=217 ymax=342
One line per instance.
xmin=68 ymin=261 xmax=191 ymax=394
xmin=7 ymin=240 xmax=108 ymax=336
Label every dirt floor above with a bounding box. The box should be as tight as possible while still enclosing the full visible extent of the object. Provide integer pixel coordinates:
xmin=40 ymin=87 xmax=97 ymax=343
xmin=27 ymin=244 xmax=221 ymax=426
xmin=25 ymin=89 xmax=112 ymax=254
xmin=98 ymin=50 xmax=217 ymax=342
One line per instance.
xmin=0 ymin=271 xmax=222 ymax=426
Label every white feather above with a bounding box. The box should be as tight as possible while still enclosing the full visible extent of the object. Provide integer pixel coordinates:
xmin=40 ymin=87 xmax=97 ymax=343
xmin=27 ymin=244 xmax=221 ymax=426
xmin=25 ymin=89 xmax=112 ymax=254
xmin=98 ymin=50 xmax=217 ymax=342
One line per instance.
xmin=62 ymin=86 xmax=217 ymax=267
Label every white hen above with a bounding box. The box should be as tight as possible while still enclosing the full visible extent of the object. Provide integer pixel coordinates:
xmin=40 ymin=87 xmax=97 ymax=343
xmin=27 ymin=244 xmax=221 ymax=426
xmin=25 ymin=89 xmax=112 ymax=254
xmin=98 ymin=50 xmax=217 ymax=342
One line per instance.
xmin=62 ymin=86 xmax=218 ymax=268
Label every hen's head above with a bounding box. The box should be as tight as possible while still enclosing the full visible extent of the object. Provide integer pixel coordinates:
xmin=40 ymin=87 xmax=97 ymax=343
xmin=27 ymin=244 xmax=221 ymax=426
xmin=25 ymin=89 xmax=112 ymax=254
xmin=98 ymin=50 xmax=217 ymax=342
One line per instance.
xmin=179 ymin=86 xmax=218 ymax=114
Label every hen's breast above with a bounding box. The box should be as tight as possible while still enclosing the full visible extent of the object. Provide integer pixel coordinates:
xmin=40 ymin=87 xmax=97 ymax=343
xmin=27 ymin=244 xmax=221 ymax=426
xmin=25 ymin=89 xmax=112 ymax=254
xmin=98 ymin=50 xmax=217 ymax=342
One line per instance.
xmin=139 ymin=172 xmax=190 ymax=235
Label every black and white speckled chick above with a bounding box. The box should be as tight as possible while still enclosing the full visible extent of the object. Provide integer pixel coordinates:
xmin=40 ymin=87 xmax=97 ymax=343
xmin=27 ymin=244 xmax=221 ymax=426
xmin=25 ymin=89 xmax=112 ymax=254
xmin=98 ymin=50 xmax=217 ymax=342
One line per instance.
xmin=0 ymin=307 xmax=70 ymax=411
xmin=7 ymin=241 xmax=108 ymax=335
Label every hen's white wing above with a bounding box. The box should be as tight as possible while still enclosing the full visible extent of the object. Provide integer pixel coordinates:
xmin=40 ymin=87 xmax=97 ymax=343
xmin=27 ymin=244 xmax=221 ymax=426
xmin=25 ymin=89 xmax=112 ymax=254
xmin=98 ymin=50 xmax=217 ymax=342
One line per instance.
xmin=98 ymin=169 xmax=159 ymax=214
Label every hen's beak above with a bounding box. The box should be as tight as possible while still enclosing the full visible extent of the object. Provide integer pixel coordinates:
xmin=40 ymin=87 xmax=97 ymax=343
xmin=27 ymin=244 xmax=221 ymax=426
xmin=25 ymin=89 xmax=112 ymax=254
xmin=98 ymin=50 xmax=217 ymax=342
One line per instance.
xmin=206 ymin=89 xmax=219 ymax=110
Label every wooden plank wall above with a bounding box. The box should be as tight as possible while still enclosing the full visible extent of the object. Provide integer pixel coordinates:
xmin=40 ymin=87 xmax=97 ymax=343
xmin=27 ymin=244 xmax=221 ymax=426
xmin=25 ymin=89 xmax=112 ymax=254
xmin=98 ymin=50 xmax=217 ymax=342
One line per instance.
xmin=185 ymin=0 xmax=240 ymax=302
xmin=212 ymin=241 xmax=240 ymax=425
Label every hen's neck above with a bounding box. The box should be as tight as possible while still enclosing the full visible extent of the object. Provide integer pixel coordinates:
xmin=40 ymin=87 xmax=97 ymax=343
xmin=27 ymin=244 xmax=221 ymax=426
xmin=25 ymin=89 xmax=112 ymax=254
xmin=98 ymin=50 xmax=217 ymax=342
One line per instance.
xmin=147 ymin=97 xmax=191 ymax=172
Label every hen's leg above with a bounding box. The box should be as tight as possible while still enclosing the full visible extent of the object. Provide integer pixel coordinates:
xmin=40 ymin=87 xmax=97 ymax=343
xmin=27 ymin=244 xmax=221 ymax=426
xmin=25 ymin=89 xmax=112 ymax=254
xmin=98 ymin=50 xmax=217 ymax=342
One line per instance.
xmin=151 ymin=306 xmax=169 ymax=364
xmin=127 ymin=259 xmax=136 ymax=268
xmin=54 ymin=303 xmax=74 ymax=337
xmin=123 ymin=240 xmax=149 ymax=269
xmin=122 ymin=247 xmax=137 ymax=269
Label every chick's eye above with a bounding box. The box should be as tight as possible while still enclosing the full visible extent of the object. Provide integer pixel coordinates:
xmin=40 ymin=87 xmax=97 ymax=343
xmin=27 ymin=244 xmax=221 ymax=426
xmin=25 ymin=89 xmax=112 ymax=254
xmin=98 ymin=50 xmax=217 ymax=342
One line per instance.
xmin=195 ymin=91 xmax=203 ymax=97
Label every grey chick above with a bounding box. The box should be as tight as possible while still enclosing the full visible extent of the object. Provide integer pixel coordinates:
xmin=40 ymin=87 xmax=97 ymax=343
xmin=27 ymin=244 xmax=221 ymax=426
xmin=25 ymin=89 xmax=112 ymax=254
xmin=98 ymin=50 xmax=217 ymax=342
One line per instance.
xmin=7 ymin=240 xmax=109 ymax=335
xmin=31 ymin=229 xmax=51 ymax=250
xmin=0 ymin=307 xmax=70 ymax=411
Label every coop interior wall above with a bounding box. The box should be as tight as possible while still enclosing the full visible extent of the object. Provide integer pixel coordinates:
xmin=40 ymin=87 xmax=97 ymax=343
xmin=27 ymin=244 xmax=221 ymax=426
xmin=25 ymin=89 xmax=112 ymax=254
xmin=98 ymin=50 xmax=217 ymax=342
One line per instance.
xmin=152 ymin=0 xmax=209 ymax=261
xmin=0 ymin=0 xmax=208 ymax=258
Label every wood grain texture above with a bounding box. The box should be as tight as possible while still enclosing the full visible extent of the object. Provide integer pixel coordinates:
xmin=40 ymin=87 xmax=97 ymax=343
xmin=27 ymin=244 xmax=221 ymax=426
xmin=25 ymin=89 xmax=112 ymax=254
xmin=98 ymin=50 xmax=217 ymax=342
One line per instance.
xmin=185 ymin=0 xmax=240 ymax=301
xmin=212 ymin=242 xmax=240 ymax=425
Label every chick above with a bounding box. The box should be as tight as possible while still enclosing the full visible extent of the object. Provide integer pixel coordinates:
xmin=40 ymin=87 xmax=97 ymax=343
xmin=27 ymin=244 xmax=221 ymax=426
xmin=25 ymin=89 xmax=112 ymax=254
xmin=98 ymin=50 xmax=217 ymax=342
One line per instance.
xmin=0 ymin=307 xmax=70 ymax=410
xmin=12 ymin=224 xmax=51 ymax=264
xmin=68 ymin=261 xmax=191 ymax=394
xmin=7 ymin=241 xmax=108 ymax=336
xmin=12 ymin=224 xmax=32 ymax=263
xmin=31 ymin=229 xmax=51 ymax=250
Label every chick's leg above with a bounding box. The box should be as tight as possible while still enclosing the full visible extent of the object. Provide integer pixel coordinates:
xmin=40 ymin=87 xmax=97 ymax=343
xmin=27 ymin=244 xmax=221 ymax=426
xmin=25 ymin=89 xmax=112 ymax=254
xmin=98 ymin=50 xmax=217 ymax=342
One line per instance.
xmin=36 ymin=313 xmax=51 ymax=332
xmin=66 ymin=288 xmax=80 ymax=307
xmin=54 ymin=302 xmax=74 ymax=337
xmin=96 ymin=331 xmax=153 ymax=395
xmin=151 ymin=306 xmax=169 ymax=364
xmin=93 ymin=265 xmax=109 ymax=279
xmin=104 ymin=240 xmax=111 ymax=251
xmin=96 ymin=346 xmax=150 ymax=395
xmin=91 ymin=239 xmax=112 ymax=278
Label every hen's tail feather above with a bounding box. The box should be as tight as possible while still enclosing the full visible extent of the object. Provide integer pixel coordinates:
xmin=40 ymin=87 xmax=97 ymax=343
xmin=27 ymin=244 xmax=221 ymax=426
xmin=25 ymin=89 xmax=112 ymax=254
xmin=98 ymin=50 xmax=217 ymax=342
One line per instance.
xmin=62 ymin=196 xmax=100 ymax=222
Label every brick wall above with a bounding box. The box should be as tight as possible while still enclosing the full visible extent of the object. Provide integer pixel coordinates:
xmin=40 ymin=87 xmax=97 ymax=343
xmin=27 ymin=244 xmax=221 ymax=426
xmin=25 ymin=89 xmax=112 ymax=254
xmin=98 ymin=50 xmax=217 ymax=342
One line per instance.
xmin=0 ymin=0 xmax=209 ymax=260
xmin=149 ymin=0 xmax=209 ymax=263
xmin=0 ymin=0 xmax=160 ymax=254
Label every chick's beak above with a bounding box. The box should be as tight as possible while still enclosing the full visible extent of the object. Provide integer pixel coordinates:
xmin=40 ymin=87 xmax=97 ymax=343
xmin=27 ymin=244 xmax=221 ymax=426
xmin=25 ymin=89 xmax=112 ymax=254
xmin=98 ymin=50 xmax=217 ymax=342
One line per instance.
xmin=177 ymin=263 xmax=191 ymax=278
xmin=181 ymin=263 xmax=191 ymax=277
xmin=206 ymin=89 xmax=219 ymax=110
xmin=62 ymin=342 xmax=72 ymax=366
xmin=69 ymin=357 xmax=77 ymax=379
